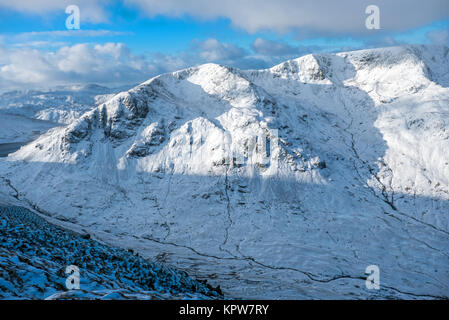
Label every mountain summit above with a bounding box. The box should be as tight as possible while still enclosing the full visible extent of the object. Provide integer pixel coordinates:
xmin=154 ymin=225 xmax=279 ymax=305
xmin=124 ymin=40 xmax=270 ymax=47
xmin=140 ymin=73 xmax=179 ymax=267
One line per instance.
xmin=1 ymin=45 xmax=449 ymax=299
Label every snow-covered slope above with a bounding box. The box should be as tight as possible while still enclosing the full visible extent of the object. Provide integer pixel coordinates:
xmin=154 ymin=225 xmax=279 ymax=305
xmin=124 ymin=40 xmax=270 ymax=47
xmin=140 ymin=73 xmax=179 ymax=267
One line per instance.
xmin=0 ymin=205 xmax=222 ymax=299
xmin=1 ymin=45 xmax=448 ymax=299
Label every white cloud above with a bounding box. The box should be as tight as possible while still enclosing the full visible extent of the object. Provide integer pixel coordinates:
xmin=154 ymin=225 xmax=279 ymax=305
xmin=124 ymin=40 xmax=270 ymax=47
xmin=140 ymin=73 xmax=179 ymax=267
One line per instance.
xmin=251 ymin=38 xmax=299 ymax=56
xmin=12 ymin=41 xmax=68 ymax=48
xmin=0 ymin=49 xmax=54 ymax=84
xmin=188 ymin=39 xmax=273 ymax=69
xmin=1 ymin=1 xmax=448 ymax=34
xmin=125 ymin=0 xmax=449 ymax=34
xmin=0 ymin=43 xmax=156 ymax=90
xmin=192 ymin=38 xmax=246 ymax=62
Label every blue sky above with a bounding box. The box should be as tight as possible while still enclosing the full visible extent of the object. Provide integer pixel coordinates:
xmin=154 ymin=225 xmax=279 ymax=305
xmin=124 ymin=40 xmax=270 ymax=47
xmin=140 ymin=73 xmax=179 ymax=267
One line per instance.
xmin=0 ymin=0 xmax=448 ymax=90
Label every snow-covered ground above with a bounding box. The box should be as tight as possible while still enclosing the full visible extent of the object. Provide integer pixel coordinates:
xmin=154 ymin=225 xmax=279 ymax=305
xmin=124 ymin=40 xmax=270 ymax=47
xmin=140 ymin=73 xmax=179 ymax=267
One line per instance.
xmin=0 ymin=45 xmax=448 ymax=299
xmin=0 ymin=205 xmax=222 ymax=299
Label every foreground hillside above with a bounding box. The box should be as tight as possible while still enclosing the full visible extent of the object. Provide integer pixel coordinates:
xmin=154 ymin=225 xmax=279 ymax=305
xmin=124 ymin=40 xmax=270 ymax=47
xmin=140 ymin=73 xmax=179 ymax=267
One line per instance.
xmin=0 ymin=205 xmax=222 ymax=299
xmin=0 ymin=45 xmax=448 ymax=299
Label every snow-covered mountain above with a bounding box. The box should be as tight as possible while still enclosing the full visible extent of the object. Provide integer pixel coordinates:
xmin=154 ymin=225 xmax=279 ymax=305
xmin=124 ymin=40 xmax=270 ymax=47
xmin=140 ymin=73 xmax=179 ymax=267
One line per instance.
xmin=0 ymin=84 xmax=132 ymax=125
xmin=0 ymin=84 xmax=133 ymax=152
xmin=1 ymin=45 xmax=449 ymax=299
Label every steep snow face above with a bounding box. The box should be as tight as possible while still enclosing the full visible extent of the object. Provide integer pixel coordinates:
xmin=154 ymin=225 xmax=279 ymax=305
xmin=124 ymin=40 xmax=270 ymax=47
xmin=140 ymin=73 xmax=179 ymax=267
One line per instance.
xmin=1 ymin=45 xmax=449 ymax=299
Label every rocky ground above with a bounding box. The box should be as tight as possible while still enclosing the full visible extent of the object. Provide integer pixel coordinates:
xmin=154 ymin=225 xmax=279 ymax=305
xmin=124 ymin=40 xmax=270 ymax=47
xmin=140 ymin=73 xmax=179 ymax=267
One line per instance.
xmin=0 ymin=205 xmax=222 ymax=299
